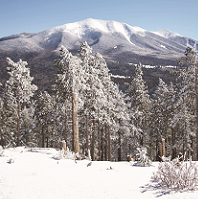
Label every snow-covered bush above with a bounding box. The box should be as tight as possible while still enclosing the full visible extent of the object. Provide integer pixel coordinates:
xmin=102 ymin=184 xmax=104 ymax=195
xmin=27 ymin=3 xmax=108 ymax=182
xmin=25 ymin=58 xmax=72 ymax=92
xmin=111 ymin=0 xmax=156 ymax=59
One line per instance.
xmin=152 ymin=158 xmax=198 ymax=190
xmin=134 ymin=147 xmax=152 ymax=167
xmin=59 ymin=147 xmax=76 ymax=160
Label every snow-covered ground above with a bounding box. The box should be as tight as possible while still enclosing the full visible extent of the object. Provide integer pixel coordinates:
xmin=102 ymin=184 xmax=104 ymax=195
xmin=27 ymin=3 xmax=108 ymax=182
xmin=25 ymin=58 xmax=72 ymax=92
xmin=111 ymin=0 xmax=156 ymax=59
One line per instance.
xmin=0 ymin=147 xmax=198 ymax=199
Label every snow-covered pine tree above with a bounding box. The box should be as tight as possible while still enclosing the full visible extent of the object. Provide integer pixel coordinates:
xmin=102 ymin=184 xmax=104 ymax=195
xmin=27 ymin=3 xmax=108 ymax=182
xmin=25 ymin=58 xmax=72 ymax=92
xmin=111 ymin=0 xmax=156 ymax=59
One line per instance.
xmin=79 ymin=42 xmax=110 ymax=160
xmin=78 ymin=41 xmax=93 ymax=158
xmin=171 ymin=47 xmax=197 ymax=159
xmin=126 ymin=63 xmax=151 ymax=147
xmin=54 ymin=47 xmax=72 ymax=147
xmin=54 ymin=46 xmax=85 ymax=153
xmin=20 ymin=104 xmax=36 ymax=147
xmin=149 ymin=78 xmax=175 ymax=160
xmin=93 ymin=52 xmax=109 ymax=160
xmin=168 ymin=82 xmax=177 ymax=159
xmin=0 ymin=94 xmax=17 ymax=147
xmin=94 ymin=53 xmax=119 ymax=161
xmin=5 ymin=58 xmax=37 ymax=146
xmin=54 ymin=100 xmax=73 ymax=149
xmin=34 ymin=91 xmax=56 ymax=147
xmin=112 ymin=86 xmax=131 ymax=161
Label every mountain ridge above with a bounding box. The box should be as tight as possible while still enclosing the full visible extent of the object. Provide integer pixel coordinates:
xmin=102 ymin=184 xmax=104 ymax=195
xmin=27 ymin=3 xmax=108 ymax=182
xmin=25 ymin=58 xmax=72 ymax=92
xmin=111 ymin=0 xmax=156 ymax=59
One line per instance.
xmin=0 ymin=18 xmax=197 ymax=92
xmin=1 ymin=18 xmax=197 ymax=55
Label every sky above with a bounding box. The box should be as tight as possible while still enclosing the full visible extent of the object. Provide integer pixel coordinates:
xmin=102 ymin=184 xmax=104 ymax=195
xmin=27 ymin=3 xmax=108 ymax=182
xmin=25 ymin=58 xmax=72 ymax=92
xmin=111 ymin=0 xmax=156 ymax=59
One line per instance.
xmin=0 ymin=0 xmax=198 ymax=41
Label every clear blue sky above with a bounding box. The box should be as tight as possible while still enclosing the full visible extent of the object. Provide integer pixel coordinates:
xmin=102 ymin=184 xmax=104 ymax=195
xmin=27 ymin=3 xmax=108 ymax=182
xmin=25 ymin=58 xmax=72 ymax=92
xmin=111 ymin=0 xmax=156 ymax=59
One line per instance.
xmin=0 ymin=0 xmax=198 ymax=40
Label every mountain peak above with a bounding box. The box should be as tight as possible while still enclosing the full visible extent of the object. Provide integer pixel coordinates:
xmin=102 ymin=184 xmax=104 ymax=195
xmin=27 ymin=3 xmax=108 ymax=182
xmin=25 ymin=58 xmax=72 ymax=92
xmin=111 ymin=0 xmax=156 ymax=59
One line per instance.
xmin=51 ymin=18 xmax=147 ymax=43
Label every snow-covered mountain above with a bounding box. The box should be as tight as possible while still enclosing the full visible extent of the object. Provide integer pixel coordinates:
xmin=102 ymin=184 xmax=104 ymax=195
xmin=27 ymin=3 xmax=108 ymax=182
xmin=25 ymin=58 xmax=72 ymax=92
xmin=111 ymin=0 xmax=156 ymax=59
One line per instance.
xmin=0 ymin=18 xmax=197 ymax=63
xmin=0 ymin=18 xmax=197 ymax=92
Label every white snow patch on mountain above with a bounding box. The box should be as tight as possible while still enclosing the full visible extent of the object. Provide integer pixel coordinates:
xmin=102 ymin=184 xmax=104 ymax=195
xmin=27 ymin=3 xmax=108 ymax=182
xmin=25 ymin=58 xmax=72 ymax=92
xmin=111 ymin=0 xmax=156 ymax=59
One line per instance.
xmin=111 ymin=74 xmax=130 ymax=79
xmin=153 ymin=29 xmax=182 ymax=39
xmin=160 ymin=44 xmax=167 ymax=49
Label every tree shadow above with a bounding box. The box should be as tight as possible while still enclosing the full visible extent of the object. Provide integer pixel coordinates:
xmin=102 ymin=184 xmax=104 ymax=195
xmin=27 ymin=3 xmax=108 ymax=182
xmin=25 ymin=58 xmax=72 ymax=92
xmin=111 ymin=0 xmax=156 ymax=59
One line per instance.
xmin=140 ymin=180 xmax=174 ymax=197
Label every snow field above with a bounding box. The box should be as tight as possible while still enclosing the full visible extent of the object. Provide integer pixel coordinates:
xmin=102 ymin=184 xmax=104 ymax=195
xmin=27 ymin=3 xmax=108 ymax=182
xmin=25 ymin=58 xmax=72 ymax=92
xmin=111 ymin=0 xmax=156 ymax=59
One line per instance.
xmin=0 ymin=147 xmax=198 ymax=199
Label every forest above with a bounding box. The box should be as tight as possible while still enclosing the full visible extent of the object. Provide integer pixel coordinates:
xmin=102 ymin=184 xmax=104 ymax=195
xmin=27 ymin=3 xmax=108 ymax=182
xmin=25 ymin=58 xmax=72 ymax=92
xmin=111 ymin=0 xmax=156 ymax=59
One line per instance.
xmin=0 ymin=42 xmax=197 ymax=162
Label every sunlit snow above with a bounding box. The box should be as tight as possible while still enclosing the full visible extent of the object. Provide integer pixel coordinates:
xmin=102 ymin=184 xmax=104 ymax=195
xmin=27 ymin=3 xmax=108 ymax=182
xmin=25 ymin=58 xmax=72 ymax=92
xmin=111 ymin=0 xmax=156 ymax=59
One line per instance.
xmin=0 ymin=147 xmax=198 ymax=199
xmin=160 ymin=44 xmax=167 ymax=49
xmin=153 ymin=29 xmax=182 ymax=39
xmin=48 ymin=18 xmax=146 ymax=44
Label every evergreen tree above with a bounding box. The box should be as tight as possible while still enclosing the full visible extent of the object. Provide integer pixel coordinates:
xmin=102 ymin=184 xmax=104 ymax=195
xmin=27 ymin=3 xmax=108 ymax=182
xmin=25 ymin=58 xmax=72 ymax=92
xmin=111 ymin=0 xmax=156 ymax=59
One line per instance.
xmin=171 ymin=47 xmax=197 ymax=159
xmin=95 ymin=53 xmax=120 ymax=161
xmin=112 ymin=87 xmax=131 ymax=161
xmin=78 ymin=41 xmax=94 ymax=157
xmin=149 ymin=78 xmax=175 ymax=160
xmin=5 ymin=58 xmax=37 ymax=146
xmin=34 ymin=91 xmax=56 ymax=147
xmin=20 ymin=104 xmax=36 ymax=147
xmin=0 ymin=94 xmax=17 ymax=147
xmin=79 ymin=42 xmax=113 ymax=160
xmin=126 ymin=63 xmax=151 ymax=147
xmin=54 ymin=46 xmax=85 ymax=153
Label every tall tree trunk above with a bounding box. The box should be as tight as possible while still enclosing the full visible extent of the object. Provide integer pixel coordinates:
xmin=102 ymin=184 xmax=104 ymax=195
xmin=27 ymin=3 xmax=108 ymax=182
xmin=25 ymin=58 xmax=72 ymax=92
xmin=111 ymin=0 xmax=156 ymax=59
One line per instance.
xmin=64 ymin=103 xmax=67 ymax=147
xmin=0 ymin=129 xmax=3 ymax=147
xmin=86 ymin=113 xmax=89 ymax=155
xmin=156 ymin=139 xmax=160 ymax=161
xmin=98 ymin=116 xmax=101 ymax=161
xmin=72 ymin=93 xmax=80 ymax=153
xmin=118 ymin=131 xmax=121 ymax=161
xmin=85 ymin=91 xmax=89 ymax=156
xmin=91 ymin=116 xmax=95 ymax=161
xmin=46 ymin=135 xmax=49 ymax=148
xmin=196 ymin=66 xmax=198 ymax=160
xmin=101 ymin=127 xmax=104 ymax=161
xmin=42 ymin=125 xmax=45 ymax=147
xmin=105 ymin=124 xmax=108 ymax=161
xmin=17 ymin=88 xmax=20 ymax=146
xmin=140 ymin=137 xmax=144 ymax=147
xmin=162 ymin=138 xmax=166 ymax=157
xmin=171 ymin=129 xmax=176 ymax=159
xmin=106 ymin=87 xmax=111 ymax=161
xmin=107 ymin=124 xmax=111 ymax=161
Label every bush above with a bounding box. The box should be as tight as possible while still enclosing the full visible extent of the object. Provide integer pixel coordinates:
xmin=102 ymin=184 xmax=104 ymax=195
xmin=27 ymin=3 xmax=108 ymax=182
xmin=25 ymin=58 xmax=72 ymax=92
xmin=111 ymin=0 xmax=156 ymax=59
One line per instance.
xmin=134 ymin=147 xmax=152 ymax=167
xmin=152 ymin=157 xmax=198 ymax=190
xmin=59 ymin=147 xmax=76 ymax=160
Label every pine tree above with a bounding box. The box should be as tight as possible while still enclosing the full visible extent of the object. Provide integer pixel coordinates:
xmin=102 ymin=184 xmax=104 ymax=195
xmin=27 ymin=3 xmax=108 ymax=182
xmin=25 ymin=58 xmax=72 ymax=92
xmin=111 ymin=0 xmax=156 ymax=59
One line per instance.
xmin=171 ymin=47 xmax=197 ymax=159
xmin=126 ymin=63 xmax=151 ymax=147
xmin=0 ymin=95 xmax=16 ymax=147
xmin=34 ymin=91 xmax=55 ymax=147
xmin=78 ymin=41 xmax=93 ymax=157
xmin=112 ymin=86 xmax=131 ymax=161
xmin=54 ymin=46 xmax=85 ymax=153
xmin=5 ymin=58 xmax=37 ymax=146
xmin=20 ymin=104 xmax=36 ymax=147
xmin=149 ymin=78 xmax=175 ymax=160
xmin=94 ymin=53 xmax=121 ymax=161
xmin=79 ymin=42 xmax=111 ymax=160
